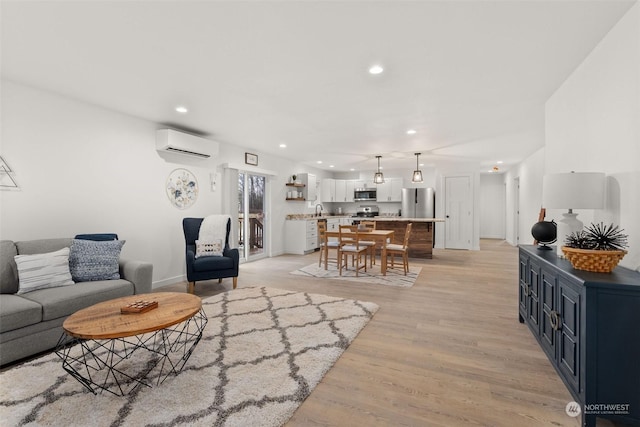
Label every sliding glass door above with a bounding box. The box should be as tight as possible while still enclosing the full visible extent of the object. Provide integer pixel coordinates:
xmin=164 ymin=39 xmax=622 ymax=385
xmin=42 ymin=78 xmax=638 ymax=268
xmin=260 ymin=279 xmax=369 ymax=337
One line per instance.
xmin=238 ymin=172 xmax=267 ymax=261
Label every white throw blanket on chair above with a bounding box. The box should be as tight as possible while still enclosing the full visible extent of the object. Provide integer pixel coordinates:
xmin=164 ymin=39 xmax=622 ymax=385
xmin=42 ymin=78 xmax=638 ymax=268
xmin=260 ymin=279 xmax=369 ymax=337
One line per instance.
xmin=199 ymin=215 xmax=231 ymax=242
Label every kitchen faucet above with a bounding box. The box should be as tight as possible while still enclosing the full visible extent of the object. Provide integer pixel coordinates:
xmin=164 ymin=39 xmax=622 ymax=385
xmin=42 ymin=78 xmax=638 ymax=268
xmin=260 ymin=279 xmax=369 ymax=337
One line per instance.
xmin=315 ymin=204 xmax=323 ymax=217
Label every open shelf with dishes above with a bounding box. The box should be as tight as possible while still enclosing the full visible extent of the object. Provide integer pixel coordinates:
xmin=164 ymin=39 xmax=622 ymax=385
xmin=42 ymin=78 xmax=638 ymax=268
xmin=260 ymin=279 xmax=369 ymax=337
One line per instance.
xmin=286 ymin=182 xmax=306 ymax=201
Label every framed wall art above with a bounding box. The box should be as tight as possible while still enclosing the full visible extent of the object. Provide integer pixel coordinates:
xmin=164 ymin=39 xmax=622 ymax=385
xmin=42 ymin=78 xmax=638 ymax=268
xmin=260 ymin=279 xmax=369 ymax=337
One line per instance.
xmin=245 ymin=152 xmax=258 ymax=166
xmin=166 ymin=168 xmax=198 ymax=209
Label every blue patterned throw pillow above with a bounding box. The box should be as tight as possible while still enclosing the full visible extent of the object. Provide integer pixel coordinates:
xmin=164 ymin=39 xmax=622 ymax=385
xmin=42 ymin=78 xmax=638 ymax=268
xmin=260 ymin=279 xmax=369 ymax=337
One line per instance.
xmin=69 ymin=239 xmax=125 ymax=282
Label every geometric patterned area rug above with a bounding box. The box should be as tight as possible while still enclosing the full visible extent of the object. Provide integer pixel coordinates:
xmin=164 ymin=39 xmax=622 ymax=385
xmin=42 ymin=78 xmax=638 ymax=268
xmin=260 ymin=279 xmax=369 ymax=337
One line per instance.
xmin=291 ymin=262 xmax=421 ymax=288
xmin=0 ymin=287 xmax=378 ymax=427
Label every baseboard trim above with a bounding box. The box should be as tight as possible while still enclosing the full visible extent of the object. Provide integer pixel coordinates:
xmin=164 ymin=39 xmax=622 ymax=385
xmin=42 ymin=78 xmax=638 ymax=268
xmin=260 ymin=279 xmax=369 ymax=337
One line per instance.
xmin=152 ymin=275 xmax=185 ymax=290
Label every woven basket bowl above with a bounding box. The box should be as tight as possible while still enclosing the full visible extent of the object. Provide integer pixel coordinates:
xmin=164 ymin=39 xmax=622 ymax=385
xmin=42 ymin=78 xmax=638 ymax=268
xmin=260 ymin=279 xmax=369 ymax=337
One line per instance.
xmin=561 ymin=246 xmax=627 ymax=273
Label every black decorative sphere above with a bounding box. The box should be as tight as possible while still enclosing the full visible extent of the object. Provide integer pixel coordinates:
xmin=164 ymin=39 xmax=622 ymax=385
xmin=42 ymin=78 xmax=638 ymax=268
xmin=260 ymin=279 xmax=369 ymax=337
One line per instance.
xmin=531 ymin=220 xmax=557 ymax=249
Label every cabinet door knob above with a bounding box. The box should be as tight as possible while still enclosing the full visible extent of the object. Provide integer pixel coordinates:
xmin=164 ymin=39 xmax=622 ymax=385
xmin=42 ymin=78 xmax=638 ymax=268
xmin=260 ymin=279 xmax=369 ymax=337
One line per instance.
xmin=549 ymin=310 xmax=561 ymax=331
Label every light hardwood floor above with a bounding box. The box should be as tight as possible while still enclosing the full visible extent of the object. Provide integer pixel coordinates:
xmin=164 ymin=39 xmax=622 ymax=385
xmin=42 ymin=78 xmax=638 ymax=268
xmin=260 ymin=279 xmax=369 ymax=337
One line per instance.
xmin=158 ymin=240 xmax=623 ymax=427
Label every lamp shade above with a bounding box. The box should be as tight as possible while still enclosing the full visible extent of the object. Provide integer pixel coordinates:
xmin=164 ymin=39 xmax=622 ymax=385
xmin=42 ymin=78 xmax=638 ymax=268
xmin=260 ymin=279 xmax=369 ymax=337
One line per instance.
xmin=543 ymin=172 xmax=605 ymax=209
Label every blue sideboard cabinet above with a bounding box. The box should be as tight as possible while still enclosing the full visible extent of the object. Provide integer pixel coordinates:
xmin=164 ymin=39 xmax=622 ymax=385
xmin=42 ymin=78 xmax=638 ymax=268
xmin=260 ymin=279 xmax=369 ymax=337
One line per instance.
xmin=518 ymin=245 xmax=640 ymax=427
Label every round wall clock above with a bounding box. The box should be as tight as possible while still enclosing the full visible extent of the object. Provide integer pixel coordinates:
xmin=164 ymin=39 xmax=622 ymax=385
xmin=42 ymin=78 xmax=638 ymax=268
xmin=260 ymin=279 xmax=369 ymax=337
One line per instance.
xmin=166 ymin=168 xmax=198 ymax=209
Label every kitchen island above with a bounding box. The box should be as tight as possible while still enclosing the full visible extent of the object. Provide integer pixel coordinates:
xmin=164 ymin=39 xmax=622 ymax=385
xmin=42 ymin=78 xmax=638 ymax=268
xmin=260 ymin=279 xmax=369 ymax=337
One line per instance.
xmin=370 ymin=218 xmax=444 ymax=259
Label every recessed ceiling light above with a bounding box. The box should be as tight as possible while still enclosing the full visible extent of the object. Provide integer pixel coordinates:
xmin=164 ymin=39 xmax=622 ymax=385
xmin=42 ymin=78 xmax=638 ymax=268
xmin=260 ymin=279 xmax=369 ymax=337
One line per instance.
xmin=317 ymin=160 xmax=323 ymax=164
xmin=368 ymin=64 xmax=384 ymax=75
xmin=406 ymin=129 xmax=417 ymax=135
xmin=497 ymin=160 xmax=503 ymax=164
xmin=329 ymin=165 xmax=335 ymax=168
xmin=279 ymin=143 xmax=287 ymax=148
xmin=175 ymin=106 xmax=188 ymax=114
xmin=350 ymin=168 xmax=355 ymax=171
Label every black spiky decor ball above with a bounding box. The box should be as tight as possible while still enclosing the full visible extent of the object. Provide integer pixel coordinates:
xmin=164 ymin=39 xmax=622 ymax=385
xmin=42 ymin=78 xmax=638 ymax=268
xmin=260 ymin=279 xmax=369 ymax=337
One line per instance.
xmin=564 ymin=222 xmax=628 ymax=251
xmin=564 ymin=230 xmax=593 ymax=249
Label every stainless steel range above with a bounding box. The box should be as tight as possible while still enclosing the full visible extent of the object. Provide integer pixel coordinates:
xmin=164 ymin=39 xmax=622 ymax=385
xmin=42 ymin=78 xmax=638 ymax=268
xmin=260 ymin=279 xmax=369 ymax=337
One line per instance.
xmin=353 ymin=205 xmax=379 ymax=218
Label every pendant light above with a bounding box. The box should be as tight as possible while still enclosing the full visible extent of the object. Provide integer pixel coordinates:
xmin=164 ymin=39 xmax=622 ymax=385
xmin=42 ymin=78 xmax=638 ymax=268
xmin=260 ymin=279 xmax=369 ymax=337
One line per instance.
xmin=373 ymin=155 xmax=385 ymax=184
xmin=411 ymin=152 xmax=423 ymax=183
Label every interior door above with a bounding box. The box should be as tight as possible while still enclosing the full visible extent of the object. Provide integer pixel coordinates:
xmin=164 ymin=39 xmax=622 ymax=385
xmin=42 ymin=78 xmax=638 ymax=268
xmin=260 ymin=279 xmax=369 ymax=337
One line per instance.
xmin=238 ymin=172 xmax=267 ymax=261
xmin=444 ymin=175 xmax=472 ymax=249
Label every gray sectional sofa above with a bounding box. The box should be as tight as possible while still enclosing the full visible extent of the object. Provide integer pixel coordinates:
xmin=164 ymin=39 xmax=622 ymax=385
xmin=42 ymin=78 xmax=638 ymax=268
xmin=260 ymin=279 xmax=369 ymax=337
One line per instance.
xmin=0 ymin=238 xmax=153 ymax=366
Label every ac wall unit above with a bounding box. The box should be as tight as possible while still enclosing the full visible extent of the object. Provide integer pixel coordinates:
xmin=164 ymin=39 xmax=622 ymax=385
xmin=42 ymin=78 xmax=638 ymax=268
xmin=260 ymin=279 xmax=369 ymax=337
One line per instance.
xmin=156 ymin=129 xmax=219 ymax=159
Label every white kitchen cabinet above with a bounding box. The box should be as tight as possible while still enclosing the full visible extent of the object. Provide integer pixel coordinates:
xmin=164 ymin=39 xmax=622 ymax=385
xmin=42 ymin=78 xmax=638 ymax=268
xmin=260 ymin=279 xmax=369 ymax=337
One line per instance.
xmin=344 ymin=180 xmax=356 ymax=202
xmin=325 ymin=218 xmax=348 ymax=244
xmin=285 ymin=219 xmax=318 ymax=254
xmin=324 ymin=179 xmax=359 ymax=203
xmin=376 ymin=178 xmax=402 ymax=202
xmin=320 ymin=178 xmax=336 ymax=202
xmin=334 ymin=180 xmax=347 ymax=202
xmin=326 ymin=218 xmax=341 ymax=232
xmin=340 ymin=217 xmax=353 ymax=226
xmin=299 ymin=173 xmax=317 ymax=201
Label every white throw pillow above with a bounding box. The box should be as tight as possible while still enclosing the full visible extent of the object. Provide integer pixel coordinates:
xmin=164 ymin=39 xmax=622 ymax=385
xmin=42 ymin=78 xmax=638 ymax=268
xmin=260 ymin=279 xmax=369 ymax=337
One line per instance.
xmin=15 ymin=247 xmax=75 ymax=294
xmin=195 ymin=239 xmax=223 ymax=258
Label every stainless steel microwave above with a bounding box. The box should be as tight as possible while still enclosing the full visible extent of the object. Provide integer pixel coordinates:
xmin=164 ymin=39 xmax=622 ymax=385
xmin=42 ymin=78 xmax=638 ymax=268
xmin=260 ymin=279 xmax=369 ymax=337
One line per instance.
xmin=354 ymin=188 xmax=377 ymax=201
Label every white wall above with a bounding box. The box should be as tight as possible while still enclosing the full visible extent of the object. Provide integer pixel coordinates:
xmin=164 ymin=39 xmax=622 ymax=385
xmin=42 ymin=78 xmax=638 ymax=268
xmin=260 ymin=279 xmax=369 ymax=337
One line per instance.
xmin=544 ymin=2 xmax=639 ymax=271
xmin=0 ymin=80 xmax=326 ymax=286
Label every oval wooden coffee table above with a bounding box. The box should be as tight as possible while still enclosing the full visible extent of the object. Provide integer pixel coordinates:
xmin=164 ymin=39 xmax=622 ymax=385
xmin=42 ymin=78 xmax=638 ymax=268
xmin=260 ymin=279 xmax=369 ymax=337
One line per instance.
xmin=55 ymin=292 xmax=208 ymax=396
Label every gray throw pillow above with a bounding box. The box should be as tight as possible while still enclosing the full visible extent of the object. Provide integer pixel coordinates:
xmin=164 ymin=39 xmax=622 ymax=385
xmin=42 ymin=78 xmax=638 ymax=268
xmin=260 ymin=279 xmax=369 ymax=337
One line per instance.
xmin=69 ymin=239 xmax=125 ymax=282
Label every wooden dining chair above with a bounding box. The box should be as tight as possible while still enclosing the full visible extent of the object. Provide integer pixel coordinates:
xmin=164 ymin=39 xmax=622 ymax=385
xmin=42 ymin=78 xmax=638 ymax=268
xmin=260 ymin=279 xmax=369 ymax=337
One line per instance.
xmin=385 ymin=222 xmax=413 ymax=275
xmin=318 ymin=221 xmax=339 ymax=269
xmin=338 ymin=225 xmax=368 ymax=276
xmin=357 ymin=221 xmax=377 ymax=266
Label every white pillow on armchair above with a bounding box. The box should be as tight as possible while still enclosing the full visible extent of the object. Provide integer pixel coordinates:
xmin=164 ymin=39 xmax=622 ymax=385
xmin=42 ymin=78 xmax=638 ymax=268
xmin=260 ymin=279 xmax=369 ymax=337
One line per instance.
xmin=195 ymin=239 xmax=223 ymax=258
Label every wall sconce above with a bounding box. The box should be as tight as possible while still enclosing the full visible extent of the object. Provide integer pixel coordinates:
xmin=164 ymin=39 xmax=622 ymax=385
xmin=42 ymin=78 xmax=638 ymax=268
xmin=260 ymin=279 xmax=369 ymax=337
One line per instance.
xmin=411 ymin=152 xmax=423 ymax=183
xmin=373 ymin=155 xmax=385 ymax=184
xmin=542 ymin=171 xmax=605 ymax=257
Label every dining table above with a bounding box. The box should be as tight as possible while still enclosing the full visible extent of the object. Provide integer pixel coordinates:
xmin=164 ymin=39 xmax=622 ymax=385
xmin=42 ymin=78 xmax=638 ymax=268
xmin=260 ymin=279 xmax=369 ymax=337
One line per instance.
xmin=324 ymin=229 xmax=395 ymax=275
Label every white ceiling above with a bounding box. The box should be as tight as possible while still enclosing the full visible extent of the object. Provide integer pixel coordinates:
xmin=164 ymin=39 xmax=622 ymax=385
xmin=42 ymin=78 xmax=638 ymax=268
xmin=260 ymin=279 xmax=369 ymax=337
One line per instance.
xmin=1 ymin=0 xmax=635 ymax=174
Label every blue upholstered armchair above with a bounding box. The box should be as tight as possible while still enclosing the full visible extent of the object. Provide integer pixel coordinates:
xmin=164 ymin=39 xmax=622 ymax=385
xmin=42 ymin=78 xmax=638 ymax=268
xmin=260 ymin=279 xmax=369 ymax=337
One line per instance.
xmin=182 ymin=217 xmax=239 ymax=293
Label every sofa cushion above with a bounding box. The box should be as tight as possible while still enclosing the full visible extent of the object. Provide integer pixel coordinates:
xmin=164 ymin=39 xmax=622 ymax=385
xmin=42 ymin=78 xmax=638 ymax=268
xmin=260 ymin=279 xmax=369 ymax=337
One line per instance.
xmin=21 ymin=279 xmax=133 ymax=321
xmin=0 ymin=294 xmax=43 ymax=332
xmin=15 ymin=238 xmax=73 ymax=255
xmin=0 ymin=240 xmax=19 ymax=294
xmin=193 ymin=255 xmax=234 ymax=272
xmin=69 ymin=239 xmax=125 ymax=282
xmin=15 ymin=248 xmax=75 ymax=294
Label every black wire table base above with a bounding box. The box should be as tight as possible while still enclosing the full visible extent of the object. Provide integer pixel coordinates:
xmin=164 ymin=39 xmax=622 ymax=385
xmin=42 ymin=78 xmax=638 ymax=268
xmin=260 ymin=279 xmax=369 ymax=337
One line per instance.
xmin=55 ymin=308 xmax=208 ymax=396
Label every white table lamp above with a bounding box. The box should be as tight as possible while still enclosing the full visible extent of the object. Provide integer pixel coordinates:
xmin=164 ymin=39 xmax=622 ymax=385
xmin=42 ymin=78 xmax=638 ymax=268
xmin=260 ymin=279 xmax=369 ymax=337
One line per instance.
xmin=543 ymin=172 xmax=605 ymax=257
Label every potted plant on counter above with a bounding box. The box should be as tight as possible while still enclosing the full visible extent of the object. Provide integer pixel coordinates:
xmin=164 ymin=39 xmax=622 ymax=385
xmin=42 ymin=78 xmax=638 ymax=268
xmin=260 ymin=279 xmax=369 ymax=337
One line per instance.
xmin=562 ymin=222 xmax=628 ymax=273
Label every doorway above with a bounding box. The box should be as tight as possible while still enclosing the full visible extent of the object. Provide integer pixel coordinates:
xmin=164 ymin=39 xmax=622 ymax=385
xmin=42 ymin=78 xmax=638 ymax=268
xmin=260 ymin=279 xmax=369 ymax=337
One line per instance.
xmin=238 ymin=172 xmax=267 ymax=261
xmin=444 ymin=175 xmax=473 ymax=249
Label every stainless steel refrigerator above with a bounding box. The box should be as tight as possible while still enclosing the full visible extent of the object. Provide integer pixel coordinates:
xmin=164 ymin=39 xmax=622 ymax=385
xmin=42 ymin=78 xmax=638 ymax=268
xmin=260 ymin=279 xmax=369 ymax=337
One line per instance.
xmin=401 ymin=187 xmax=435 ymax=218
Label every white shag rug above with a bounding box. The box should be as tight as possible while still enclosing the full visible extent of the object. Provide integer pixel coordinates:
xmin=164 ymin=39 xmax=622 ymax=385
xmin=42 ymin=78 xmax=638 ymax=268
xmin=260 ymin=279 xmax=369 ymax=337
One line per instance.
xmin=291 ymin=262 xmax=420 ymax=288
xmin=0 ymin=287 xmax=378 ymax=427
